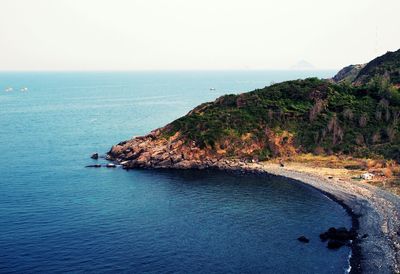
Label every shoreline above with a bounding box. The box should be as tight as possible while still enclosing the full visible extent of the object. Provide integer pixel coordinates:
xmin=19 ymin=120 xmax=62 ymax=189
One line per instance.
xmin=229 ymin=165 xmax=363 ymax=273
xmin=109 ymin=156 xmax=400 ymax=273
xmin=210 ymin=161 xmax=400 ymax=274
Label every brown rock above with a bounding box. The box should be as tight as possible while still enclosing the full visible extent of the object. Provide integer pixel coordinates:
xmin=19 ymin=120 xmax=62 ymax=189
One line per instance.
xmin=157 ymin=158 xmax=172 ymax=167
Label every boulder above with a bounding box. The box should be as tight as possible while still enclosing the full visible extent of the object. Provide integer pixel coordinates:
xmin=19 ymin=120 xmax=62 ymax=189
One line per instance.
xmin=105 ymin=154 xmax=113 ymax=160
xmin=153 ymin=152 xmax=169 ymax=162
xmin=297 ymin=236 xmax=310 ymax=243
xmin=327 ymin=239 xmax=345 ymax=249
xmin=157 ymin=158 xmax=172 ymax=167
xmin=335 ymin=227 xmax=355 ymax=241
xmin=170 ymin=153 xmax=183 ymax=163
xmin=136 ymin=152 xmax=151 ymax=165
xmin=320 ymin=227 xmax=356 ymax=247
xmin=319 ymin=232 xmax=329 ymax=242
xmin=174 ymin=160 xmax=194 ymax=169
xmin=117 ymin=141 xmax=127 ymax=146
xmin=126 ymin=149 xmax=144 ymax=160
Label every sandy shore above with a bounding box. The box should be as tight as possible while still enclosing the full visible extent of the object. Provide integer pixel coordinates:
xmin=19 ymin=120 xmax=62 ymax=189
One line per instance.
xmin=229 ymin=162 xmax=400 ymax=274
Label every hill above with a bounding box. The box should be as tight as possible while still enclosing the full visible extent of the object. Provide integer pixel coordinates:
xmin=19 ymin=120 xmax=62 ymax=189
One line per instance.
xmin=333 ymin=49 xmax=400 ymax=86
xmin=108 ymin=51 xmax=400 ymax=168
xmin=332 ymin=64 xmax=365 ymax=83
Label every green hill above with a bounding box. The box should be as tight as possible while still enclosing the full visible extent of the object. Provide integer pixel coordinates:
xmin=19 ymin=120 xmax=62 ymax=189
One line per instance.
xmin=110 ymin=50 xmax=400 ymax=165
xmin=354 ymin=49 xmax=400 ymax=85
xmin=164 ymin=77 xmax=400 ymax=161
xmin=332 ymin=64 xmax=365 ymax=83
xmin=333 ymin=49 xmax=400 ymax=86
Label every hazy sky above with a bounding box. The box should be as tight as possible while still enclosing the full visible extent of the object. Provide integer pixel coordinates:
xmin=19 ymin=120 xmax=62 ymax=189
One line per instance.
xmin=0 ymin=0 xmax=399 ymax=71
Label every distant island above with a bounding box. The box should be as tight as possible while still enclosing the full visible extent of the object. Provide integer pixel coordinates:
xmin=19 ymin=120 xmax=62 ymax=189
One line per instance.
xmin=106 ymin=49 xmax=400 ymax=273
xmin=290 ymin=60 xmax=316 ymax=70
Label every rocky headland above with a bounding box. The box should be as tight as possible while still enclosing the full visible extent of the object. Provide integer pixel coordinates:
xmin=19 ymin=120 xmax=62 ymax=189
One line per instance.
xmin=106 ymin=49 xmax=400 ymax=273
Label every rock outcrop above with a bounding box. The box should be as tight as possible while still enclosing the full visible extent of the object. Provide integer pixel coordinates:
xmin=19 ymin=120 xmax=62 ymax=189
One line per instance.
xmin=108 ymin=129 xmax=215 ymax=169
xmin=332 ymin=64 xmax=365 ymax=83
xmin=333 ymin=48 xmax=400 ymax=86
xmin=107 ymin=129 xmax=269 ymax=171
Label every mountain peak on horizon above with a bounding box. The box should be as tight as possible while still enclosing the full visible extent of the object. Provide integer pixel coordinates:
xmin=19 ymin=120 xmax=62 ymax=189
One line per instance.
xmin=290 ymin=60 xmax=315 ymax=70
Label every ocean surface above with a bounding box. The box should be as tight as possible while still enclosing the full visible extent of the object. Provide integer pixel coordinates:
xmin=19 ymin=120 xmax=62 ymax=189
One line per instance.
xmin=0 ymin=71 xmax=352 ymax=273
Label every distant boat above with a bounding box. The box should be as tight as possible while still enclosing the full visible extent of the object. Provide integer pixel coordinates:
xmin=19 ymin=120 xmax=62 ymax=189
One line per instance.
xmin=20 ymin=87 xmax=28 ymax=92
xmin=209 ymin=88 xmax=216 ymax=91
xmin=5 ymin=87 xmax=13 ymax=92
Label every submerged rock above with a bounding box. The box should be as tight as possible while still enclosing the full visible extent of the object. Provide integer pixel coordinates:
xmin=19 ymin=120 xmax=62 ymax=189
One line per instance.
xmin=319 ymin=232 xmax=329 ymax=242
xmin=297 ymin=236 xmax=310 ymax=243
xmin=86 ymin=164 xmax=101 ymax=168
xmin=327 ymin=239 xmax=346 ymax=249
xmin=320 ymin=227 xmax=356 ymax=249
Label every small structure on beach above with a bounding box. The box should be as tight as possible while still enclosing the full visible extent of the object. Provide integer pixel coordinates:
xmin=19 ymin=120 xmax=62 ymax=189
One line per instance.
xmin=360 ymin=172 xmax=375 ymax=180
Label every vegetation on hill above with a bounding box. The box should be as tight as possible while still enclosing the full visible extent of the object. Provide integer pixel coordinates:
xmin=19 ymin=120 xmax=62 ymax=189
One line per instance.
xmin=164 ymin=77 xmax=400 ymax=161
xmin=110 ymin=49 xmax=400 ymax=192
xmin=354 ymin=49 xmax=400 ymax=85
xmin=332 ymin=64 xmax=365 ymax=83
xmin=333 ymin=49 xmax=400 ymax=86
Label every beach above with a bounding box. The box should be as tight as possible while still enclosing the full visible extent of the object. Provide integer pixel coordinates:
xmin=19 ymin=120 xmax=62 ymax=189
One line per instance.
xmin=204 ymin=160 xmax=400 ymax=274
xmin=110 ymin=149 xmax=400 ymax=273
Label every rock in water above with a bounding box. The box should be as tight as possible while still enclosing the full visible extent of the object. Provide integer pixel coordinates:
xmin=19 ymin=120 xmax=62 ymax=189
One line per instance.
xmin=320 ymin=227 xmax=356 ymax=242
xmin=91 ymin=153 xmax=99 ymax=160
xmin=319 ymin=232 xmax=329 ymax=242
xmin=327 ymin=239 xmax=345 ymax=249
xmin=86 ymin=164 xmax=101 ymax=168
xmin=335 ymin=227 xmax=354 ymax=241
xmin=320 ymin=226 xmax=356 ymax=249
xmin=297 ymin=236 xmax=310 ymax=243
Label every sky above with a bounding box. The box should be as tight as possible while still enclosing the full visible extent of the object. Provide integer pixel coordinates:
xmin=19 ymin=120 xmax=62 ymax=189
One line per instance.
xmin=0 ymin=0 xmax=399 ymax=71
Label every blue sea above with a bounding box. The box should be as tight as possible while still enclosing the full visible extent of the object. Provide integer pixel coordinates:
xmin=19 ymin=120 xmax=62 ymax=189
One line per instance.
xmin=0 ymin=71 xmax=352 ymax=273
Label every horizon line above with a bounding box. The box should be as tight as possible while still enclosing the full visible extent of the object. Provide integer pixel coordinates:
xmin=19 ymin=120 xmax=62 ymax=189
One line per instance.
xmin=0 ymin=68 xmax=339 ymax=73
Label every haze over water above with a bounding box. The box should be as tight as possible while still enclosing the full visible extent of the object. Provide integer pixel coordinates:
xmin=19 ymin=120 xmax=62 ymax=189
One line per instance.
xmin=0 ymin=71 xmax=352 ymax=273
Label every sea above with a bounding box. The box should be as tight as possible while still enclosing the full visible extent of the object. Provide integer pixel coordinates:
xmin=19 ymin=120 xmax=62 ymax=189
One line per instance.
xmin=0 ymin=71 xmax=352 ymax=273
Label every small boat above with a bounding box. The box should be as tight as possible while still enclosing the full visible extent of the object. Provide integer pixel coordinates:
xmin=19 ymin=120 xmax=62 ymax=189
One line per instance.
xmin=4 ymin=87 xmax=13 ymax=92
xmin=209 ymin=88 xmax=216 ymax=91
xmin=20 ymin=87 xmax=28 ymax=92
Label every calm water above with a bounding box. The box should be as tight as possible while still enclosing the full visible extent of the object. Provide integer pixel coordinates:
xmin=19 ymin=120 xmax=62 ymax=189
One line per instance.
xmin=0 ymin=71 xmax=352 ymax=273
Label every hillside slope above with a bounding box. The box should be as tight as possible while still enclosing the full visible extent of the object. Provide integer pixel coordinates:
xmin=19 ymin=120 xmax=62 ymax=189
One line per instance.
xmin=108 ymin=51 xmax=400 ymax=168
xmin=332 ymin=64 xmax=365 ymax=83
xmin=333 ymin=49 xmax=400 ymax=86
xmin=355 ymin=49 xmax=400 ymax=85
